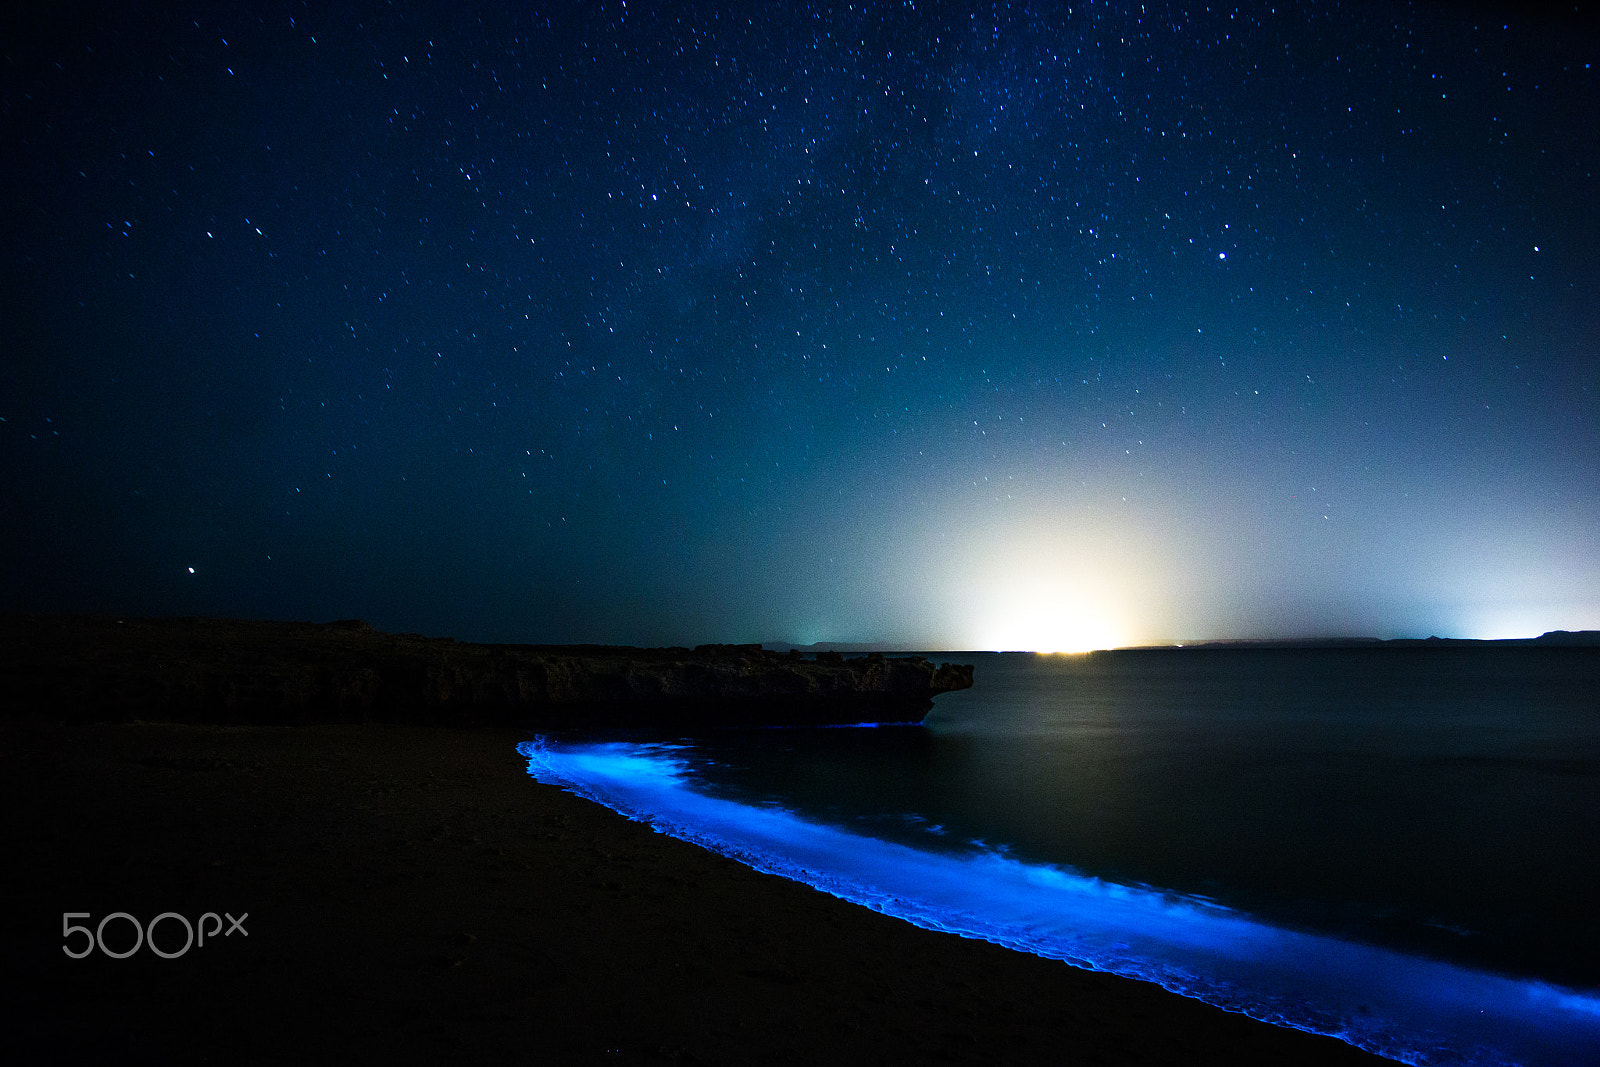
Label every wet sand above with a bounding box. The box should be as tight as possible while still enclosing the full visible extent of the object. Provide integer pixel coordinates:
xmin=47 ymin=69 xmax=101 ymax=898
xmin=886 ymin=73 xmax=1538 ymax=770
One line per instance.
xmin=7 ymin=721 xmax=1389 ymax=1064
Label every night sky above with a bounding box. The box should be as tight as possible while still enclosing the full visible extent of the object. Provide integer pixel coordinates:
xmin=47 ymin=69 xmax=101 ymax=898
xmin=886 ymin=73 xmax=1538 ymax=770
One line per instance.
xmin=4 ymin=2 xmax=1597 ymax=650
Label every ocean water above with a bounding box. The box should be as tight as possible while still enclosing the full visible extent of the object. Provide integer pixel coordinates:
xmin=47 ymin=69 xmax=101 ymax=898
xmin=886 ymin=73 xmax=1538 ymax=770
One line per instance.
xmin=521 ymin=647 xmax=1600 ymax=1066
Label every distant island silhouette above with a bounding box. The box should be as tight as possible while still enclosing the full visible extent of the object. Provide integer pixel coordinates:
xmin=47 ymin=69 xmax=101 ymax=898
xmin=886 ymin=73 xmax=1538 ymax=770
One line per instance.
xmin=771 ymin=631 xmax=1600 ymax=653
xmin=1132 ymin=631 xmax=1600 ymax=650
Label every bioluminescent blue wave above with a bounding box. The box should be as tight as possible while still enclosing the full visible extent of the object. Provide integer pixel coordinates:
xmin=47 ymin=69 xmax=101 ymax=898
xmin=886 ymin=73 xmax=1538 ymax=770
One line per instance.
xmin=520 ymin=736 xmax=1600 ymax=1067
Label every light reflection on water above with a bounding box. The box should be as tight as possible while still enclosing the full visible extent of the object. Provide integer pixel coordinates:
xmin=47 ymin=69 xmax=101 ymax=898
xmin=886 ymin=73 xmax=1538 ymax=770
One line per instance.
xmin=521 ymin=735 xmax=1600 ymax=1067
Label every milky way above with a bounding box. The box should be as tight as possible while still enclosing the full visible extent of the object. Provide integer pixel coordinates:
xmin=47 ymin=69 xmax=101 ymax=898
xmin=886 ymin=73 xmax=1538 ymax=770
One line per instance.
xmin=4 ymin=2 xmax=1596 ymax=647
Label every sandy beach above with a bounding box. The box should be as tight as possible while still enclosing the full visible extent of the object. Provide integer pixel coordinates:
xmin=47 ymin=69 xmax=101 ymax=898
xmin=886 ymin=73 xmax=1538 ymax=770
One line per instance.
xmin=6 ymin=719 xmax=1389 ymax=1064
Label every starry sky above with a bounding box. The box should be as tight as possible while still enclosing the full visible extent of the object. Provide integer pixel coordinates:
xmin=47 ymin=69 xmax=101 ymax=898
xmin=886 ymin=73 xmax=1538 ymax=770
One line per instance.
xmin=3 ymin=1 xmax=1597 ymax=650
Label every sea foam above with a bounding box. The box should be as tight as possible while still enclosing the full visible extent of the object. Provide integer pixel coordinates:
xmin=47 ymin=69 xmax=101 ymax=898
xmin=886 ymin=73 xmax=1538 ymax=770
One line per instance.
xmin=520 ymin=736 xmax=1600 ymax=1067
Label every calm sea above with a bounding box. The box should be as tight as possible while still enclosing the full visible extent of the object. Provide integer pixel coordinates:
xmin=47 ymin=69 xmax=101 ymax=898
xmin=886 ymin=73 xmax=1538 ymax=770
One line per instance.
xmin=523 ymin=647 xmax=1600 ymax=1066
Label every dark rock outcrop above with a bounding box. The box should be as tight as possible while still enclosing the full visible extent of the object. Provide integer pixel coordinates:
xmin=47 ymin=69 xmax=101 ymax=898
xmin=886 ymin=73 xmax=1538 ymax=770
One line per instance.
xmin=0 ymin=615 xmax=974 ymax=728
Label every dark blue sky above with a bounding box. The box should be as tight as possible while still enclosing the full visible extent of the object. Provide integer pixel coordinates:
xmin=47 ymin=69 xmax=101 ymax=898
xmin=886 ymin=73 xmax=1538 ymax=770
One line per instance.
xmin=4 ymin=1 xmax=1597 ymax=648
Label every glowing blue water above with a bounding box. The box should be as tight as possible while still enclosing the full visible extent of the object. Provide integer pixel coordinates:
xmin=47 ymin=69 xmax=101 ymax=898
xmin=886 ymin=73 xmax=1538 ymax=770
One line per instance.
xmin=517 ymin=648 xmax=1600 ymax=1065
xmin=520 ymin=736 xmax=1600 ymax=1065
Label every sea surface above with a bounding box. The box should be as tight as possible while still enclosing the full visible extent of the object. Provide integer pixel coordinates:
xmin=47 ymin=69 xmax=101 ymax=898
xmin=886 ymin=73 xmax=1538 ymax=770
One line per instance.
xmin=522 ymin=647 xmax=1600 ymax=1066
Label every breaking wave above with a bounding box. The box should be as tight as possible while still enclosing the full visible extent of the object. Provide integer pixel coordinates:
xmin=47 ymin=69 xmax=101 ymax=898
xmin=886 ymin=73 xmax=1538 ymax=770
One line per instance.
xmin=520 ymin=736 xmax=1600 ymax=1067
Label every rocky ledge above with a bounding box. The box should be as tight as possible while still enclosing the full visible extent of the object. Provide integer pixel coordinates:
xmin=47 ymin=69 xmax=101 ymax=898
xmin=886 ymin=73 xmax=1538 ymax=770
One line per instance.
xmin=0 ymin=615 xmax=974 ymax=728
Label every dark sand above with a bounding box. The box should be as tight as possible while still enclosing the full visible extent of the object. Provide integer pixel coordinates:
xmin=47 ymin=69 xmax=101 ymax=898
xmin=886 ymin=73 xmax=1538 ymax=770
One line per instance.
xmin=7 ymin=721 xmax=1389 ymax=1064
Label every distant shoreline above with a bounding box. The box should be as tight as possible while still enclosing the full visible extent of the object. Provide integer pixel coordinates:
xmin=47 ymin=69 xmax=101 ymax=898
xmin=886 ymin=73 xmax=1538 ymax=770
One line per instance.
xmin=1118 ymin=631 xmax=1600 ymax=650
xmin=767 ymin=631 xmax=1600 ymax=654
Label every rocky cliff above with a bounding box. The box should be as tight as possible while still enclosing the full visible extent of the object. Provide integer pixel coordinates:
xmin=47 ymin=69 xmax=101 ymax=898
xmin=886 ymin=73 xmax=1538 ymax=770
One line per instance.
xmin=0 ymin=615 xmax=974 ymax=727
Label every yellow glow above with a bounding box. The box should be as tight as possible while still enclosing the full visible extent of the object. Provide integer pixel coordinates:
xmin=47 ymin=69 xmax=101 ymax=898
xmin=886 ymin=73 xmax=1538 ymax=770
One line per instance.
xmin=982 ymin=605 xmax=1127 ymax=653
xmin=919 ymin=504 xmax=1163 ymax=652
xmin=969 ymin=546 xmax=1134 ymax=652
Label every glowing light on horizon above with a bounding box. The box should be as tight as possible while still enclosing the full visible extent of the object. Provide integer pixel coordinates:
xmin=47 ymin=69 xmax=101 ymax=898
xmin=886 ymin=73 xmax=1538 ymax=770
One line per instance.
xmin=982 ymin=604 xmax=1126 ymax=653
xmin=962 ymin=532 xmax=1139 ymax=652
xmin=1454 ymin=602 xmax=1600 ymax=642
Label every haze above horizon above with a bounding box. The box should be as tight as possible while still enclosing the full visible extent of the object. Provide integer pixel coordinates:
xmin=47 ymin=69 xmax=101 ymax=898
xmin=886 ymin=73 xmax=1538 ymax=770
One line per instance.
xmin=4 ymin=3 xmax=1596 ymax=650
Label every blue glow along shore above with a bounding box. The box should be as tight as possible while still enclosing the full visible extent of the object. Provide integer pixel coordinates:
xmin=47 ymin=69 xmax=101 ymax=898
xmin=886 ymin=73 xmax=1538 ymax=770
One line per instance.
xmin=520 ymin=736 xmax=1600 ymax=1067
